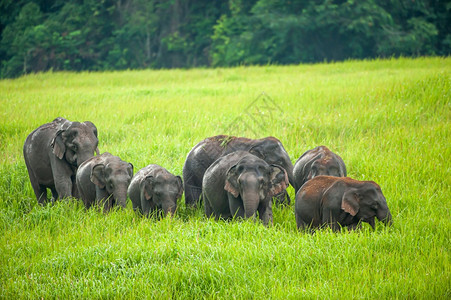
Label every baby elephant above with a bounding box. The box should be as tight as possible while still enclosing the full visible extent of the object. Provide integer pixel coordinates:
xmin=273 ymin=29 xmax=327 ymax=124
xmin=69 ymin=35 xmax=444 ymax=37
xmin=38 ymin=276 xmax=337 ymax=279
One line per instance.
xmin=293 ymin=146 xmax=346 ymax=192
xmin=76 ymin=152 xmax=133 ymax=212
xmin=128 ymin=164 xmax=183 ymax=217
xmin=203 ymin=151 xmax=289 ymax=226
xmin=295 ymin=176 xmax=392 ymax=231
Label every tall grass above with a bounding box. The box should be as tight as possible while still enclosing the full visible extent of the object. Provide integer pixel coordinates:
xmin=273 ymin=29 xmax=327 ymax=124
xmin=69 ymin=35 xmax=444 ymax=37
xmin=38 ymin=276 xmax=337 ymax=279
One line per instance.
xmin=0 ymin=57 xmax=450 ymax=298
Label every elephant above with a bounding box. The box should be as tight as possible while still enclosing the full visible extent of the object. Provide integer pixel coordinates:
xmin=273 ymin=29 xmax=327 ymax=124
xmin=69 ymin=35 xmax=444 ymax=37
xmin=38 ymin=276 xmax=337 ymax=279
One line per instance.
xmin=23 ymin=117 xmax=99 ymax=204
xmin=202 ymin=151 xmax=289 ymax=226
xmin=128 ymin=164 xmax=183 ymax=217
xmin=183 ymin=135 xmax=294 ymax=207
xmin=295 ymin=176 xmax=392 ymax=231
xmin=76 ymin=152 xmax=133 ymax=212
xmin=293 ymin=146 xmax=346 ymax=192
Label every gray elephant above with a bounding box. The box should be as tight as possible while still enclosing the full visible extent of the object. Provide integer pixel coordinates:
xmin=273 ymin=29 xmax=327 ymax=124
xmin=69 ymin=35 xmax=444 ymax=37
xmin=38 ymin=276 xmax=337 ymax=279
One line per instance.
xmin=295 ymin=176 xmax=392 ymax=231
xmin=202 ymin=151 xmax=289 ymax=226
xmin=23 ymin=117 xmax=99 ymax=204
xmin=293 ymin=146 xmax=346 ymax=192
xmin=128 ymin=164 xmax=183 ymax=217
xmin=183 ymin=135 xmax=294 ymax=207
xmin=76 ymin=152 xmax=133 ymax=212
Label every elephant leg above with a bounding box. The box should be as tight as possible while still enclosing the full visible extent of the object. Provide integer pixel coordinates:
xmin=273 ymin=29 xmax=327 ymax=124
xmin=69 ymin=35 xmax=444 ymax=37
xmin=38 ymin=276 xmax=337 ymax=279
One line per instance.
xmin=203 ymin=193 xmax=214 ymax=218
xmin=258 ymin=202 xmax=273 ymax=226
xmin=35 ymin=184 xmax=49 ymax=205
xmin=185 ymin=184 xmax=202 ymax=207
xmin=322 ymin=208 xmax=342 ymax=231
xmin=228 ymin=194 xmax=244 ymax=219
xmin=102 ymin=197 xmax=114 ymax=213
xmin=94 ymin=186 xmax=110 ymax=211
xmin=29 ymin=173 xmax=48 ymax=204
xmin=54 ymin=177 xmax=72 ymax=200
xmin=273 ymin=190 xmax=290 ymax=205
xmin=50 ymin=187 xmax=58 ymax=203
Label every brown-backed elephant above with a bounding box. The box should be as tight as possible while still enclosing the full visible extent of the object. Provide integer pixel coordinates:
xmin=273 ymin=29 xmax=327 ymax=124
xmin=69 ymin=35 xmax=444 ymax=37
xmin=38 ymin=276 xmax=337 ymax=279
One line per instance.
xmin=128 ymin=164 xmax=183 ymax=217
xmin=183 ymin=135 xmax=294 ymax=207
xmin=293 ymin=146 xmax=346 ymax=192
xmin=23 ymin=117 xmax=99 ymax=204
xmin=76 ymin=152 xmax=133 ymax=212
xmin=295 ymin=176 xmax=392 ymax=231
xmin=202 ymin=151 xmax=289 ymax=226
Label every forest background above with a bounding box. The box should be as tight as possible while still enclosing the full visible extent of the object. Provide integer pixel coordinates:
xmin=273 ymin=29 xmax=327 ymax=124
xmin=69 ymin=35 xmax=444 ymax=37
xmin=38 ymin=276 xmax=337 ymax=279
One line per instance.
xmin=1 ymin=0 xmax=450 ymax=78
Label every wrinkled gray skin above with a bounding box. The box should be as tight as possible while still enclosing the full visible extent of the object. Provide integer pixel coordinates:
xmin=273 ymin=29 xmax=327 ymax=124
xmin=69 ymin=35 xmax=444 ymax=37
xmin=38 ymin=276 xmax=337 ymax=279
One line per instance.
xmin=76 ymin=152 xmax=133 ymax=212
xmin=203 ymin=151 xmax=289 ymax=226
xmin=183 ymin=135 xmax=294 ymax=207
xmin=295 ymin=176 xmax=392 ymax=231
xmin=23 ymin=117 xmax=99 ymax=204
xmin=128 ymin=164 xmax=183 ymax=217
xmin=293 ymin=146 xmax=347 ymax=192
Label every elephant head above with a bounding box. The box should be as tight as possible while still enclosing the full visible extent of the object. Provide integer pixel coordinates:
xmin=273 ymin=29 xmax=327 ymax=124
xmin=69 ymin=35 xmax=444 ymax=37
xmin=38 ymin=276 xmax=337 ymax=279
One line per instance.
xmin=90 ymin=160 xmax=133 ymax=208
xmin=140 ymin=173 xmax=183 ymax=216
xmin=249 ymin=137 xmax=295 ymax=186
xmin=339 ymin=181 xmax=392 ymax=229
xmin=51 ymin=120 xmax=99 ymax=167
xmin=224 ymin=155 xmax=289 ymax=224
xmin=308 ymin=154 xmax=346 ymax=179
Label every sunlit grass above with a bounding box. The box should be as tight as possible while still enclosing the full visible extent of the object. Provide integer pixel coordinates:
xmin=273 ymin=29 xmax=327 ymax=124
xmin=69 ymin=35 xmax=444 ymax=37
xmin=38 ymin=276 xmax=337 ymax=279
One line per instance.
xmin=0 ymin=57 xmax=450 ymax=298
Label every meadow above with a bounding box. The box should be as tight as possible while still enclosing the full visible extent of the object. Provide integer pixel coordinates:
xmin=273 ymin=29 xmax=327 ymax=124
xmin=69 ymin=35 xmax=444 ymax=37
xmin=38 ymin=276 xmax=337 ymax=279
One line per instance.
xmin=0 ymin=57 xmax=449 ymax=298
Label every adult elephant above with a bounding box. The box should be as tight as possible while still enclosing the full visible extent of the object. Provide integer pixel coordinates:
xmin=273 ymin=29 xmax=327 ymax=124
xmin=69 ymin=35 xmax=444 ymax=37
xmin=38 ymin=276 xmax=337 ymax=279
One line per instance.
xmin=183 ymin=135 xmax=294 ymax=207
xmin=23 ymin=117 xmax=99 ymax=204
xmin=76 ymin=152 xmax=133 ymax=212
xmin=293 ymin=146 xmax=346 ymax=192
xmin=128 ymin=164 xmax=183 ymax=217
xmin=203 ymin=151 xmax=289 ymax=226
xmin=295 ymin=176 xmax=392 ymax=231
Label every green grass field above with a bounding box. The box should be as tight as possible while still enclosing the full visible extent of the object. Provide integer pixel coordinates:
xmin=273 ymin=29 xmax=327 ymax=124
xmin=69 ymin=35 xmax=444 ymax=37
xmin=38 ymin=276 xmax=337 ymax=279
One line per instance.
xmin=0 ymin=57 xmax=450 ymax=298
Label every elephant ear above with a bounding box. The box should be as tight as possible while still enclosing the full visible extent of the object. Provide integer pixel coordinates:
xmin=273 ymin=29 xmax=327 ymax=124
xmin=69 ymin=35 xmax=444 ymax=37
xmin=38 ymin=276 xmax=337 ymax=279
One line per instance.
xmin=91 ymin=163 xmax=106 ymax=189
xmin=336 ymin=155 xmax=347 ymax=177
xmin=127 ymin=163 xmax=134 ymax=178
xmin=304 ymin=154 xmax=321 ymax=181
xmin=268 ymin=164 xmax=289 ymax=197
xmin=341 ymin=189 xmax=360 ymax=216
xmin=141 ymin=175 xmax=155 ymax=201
xmin=175 ymin=176 xmax=184 ymax=200
xmin=224 ymin=165 xmax=240 ymax=198
xmin=51 ymin=131 xmax=66 ymax=159
xmin=51 ymin=120 xmax=72 ymax=159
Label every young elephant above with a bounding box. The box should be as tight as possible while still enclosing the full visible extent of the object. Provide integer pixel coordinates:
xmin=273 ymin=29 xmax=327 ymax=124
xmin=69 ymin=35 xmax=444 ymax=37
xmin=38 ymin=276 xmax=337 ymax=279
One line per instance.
xmin=23 ymin=117 xmax=99 ymax=204
xmin=202 ymin=151 xmax=289 ymax=226
xmin=295 ymin=176 xmax=392 ymax=231
xmin=293 ymin=146 xmax=346 ymax=192
xmin=128 ymin=164 xmax=183 ymax=217
xmin=76 ymin=152 xmax=133 ymax=212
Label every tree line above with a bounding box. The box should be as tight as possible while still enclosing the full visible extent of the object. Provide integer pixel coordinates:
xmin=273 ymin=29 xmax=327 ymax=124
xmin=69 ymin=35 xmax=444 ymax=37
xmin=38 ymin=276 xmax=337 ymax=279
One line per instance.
xmin=1 ymin=0 xmax=449 ymax=78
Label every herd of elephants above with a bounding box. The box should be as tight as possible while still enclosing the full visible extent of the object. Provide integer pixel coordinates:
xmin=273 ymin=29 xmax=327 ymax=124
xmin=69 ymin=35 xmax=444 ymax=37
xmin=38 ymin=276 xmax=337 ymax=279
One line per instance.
xmin=23 ymin=117 xmax=392 ymax=231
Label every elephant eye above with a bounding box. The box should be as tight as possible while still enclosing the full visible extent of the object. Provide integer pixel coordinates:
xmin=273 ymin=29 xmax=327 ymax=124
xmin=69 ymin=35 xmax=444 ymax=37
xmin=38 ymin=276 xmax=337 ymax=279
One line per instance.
xmin=71 ymin=144 xmax=78 ymax=151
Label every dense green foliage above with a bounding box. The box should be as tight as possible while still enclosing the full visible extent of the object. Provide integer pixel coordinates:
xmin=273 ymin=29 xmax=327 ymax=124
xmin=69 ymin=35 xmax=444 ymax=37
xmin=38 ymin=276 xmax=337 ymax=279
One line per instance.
xmin=0 ymin=57 xmax=450 ymax=298
xmin=1 ymin=0 xmax=450 ymax=78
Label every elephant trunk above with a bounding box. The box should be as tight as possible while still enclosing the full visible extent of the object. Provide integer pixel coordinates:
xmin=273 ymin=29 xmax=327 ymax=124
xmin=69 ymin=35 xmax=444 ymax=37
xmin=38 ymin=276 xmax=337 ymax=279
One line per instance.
xmin=113 ymin=187 xmax=128 ymax=208
xmin=378 ymin=209 xmax=392 ymax=226
xmin=285 ymin=164 xmax=295 ymax=188
xmin=241 ymin=189 xmax=260 ymax=219
xmin=76 ymin=150 xmax=95 ymax=167
xmin=161 ymin=197 xmax=177 ymax=217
